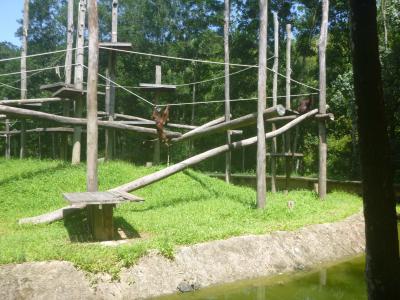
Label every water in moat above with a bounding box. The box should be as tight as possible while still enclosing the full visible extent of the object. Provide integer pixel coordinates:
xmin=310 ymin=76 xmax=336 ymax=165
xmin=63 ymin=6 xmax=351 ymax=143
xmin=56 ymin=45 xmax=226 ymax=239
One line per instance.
xmin=157 ymin=255 xmax=367 ymax=300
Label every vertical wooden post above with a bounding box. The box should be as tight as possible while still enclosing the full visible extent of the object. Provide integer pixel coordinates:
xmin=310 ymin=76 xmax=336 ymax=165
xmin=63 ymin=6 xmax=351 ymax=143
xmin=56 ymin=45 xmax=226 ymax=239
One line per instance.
xmin=284 ymin=24 xmax=292 ymax=193
xmin=5 ymin=119 xmax=10 ymax=159
xmin=271 ymin=12 xmax=279 ymax=193
xmin=105 ymin=0 xmax=118 ymax=161
xmin=256 ymin=0 xmax=268 ymax=209
xmin=153 ymin=65 xmax=161 ymax=165
xmin=20 ymin=0 xmax=29 ymax=159
xmin=72 ymin=0 xmax=86 ymax=165
xmin=224 ymin=0 xmax=232 ymax=184
xmin=189 ymin=84 xmax=196 ymax=155
xmin=318 ymin=0 xmax=328 ymax=199
xmin=86 ymin=0 xmax=111 ymax=241
xmin=62 ymin=0 xmax=74 ymax=161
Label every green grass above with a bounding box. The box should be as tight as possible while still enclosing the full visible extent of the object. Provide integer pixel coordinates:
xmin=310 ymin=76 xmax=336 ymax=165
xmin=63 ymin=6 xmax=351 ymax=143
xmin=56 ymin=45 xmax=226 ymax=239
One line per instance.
xmin=0 ymin=158 xmax=362 ymax=275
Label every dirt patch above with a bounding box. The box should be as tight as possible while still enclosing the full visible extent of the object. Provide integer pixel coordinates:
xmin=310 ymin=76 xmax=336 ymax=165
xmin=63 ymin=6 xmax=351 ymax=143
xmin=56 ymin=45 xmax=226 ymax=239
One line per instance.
xmin=0 ymin=212 xmax=365 ymax=300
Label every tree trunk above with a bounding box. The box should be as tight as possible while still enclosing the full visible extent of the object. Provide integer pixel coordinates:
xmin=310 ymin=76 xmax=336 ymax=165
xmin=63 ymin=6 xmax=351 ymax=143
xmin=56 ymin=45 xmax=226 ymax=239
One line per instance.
xmin=224 ymin=0 xmax=232 ymax=184
xmin=256 ymin=0 xmax=268 ymax=209
xmin=271 ymin=12 xmax=279 ymax=193
xmin=349 ymin=0 xmax=400 ymax=298
xmin=285 ymin=24 xmax=292 ymax=193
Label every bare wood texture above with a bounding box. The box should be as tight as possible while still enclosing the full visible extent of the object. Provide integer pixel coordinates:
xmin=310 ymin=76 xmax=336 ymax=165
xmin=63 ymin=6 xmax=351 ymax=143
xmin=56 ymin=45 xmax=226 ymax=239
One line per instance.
xmin=112 ymin=109 xmax=318 ymax=194
xmin=224 ymin=0 xmax=232 ymax=184
xmin=271 ymin=12 xmax=279 ymax=193
xmin=318 ymin=0 xmax=328 ymax=199
xmin=0 ymin=98 xmax=63 ymax=105
xmin=72 ymin=0 xmax=87 ymax=165
xmin=153 ymin=66 xmax=162 ymax=165
xmin=111 ymin=0 xmax=118 ymax=43
xmin=285 ymin=24 xmax=292 ymax=193
xmin=0 ymin=127 xmax=76 ymax=134
xmin=20 ymin=0 xmax=29 ymax=159
xmin=65 ymin=0 xmax=74 ymax=85
xmin=172 ymin=106 xmax=284 ymax=143
xmin=0 ymin=105 xmax=181 ymax=138
xmin=257 ymin=0 xmax=268 ymax=209
xmin=19 ymin=109 xmax=319 ymax=225
xmin=18 ymin=204 xmax=86 ymax=225
xmin=64 ymin=191 xmax=143 ymax=205
xmin=5 ymin=119 xmax=10 ymax=159
xmin=266 ymin=152 xmax=304 ymax=157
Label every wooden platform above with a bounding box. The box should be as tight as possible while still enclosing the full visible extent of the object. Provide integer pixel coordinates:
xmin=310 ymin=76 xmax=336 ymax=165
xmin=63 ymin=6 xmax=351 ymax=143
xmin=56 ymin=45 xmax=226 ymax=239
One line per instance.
xmin=52 ymin=87 xmax=105 ymax=99
xmin=99 ymin=42 xmax=132 ymax=51
xmin=266 ymin=152 xmax=304 ymax=157
xmin=40 ymin=82 xmax=75 ymax=92
xmin=138 ymin=83 xmax=176 ymax=92
xmin=63 ymin=191 xmax=144 ymax=205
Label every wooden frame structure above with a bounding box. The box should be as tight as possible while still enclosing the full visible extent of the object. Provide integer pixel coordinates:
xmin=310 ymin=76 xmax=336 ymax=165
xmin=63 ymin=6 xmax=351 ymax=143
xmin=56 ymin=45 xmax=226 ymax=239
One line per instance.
xmin=1 ymin=1 xmax=332 ymax=240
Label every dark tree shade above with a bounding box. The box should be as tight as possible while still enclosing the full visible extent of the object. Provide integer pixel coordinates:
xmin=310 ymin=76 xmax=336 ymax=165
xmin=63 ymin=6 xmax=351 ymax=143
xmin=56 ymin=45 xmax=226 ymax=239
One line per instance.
xmin=349 ymin=0 xmax=400 ymax=299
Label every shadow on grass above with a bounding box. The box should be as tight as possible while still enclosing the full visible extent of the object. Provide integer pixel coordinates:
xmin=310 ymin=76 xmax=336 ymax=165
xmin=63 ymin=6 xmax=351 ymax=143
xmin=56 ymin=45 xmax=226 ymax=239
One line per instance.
xmin=0 ymin=163 xmax=69 ymax=187
xmin=63 ymin=209 xmax=141 ymax=242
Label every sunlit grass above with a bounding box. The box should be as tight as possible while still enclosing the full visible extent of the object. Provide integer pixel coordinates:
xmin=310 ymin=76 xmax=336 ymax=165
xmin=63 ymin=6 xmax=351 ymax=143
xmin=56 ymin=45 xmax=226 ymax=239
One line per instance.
xmin=0 ymin=158 xmax=362 ymax=275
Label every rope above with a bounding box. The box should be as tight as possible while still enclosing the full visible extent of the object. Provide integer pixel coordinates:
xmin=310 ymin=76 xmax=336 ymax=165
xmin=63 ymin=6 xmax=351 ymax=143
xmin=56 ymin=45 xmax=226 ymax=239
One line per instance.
xmin=0 ymin=46 xmax=88 ymax=63
xmin=0 ymin=82 xmax=24 ymax=91
xmin=81 ymin=64 xmax=154 ymax=107
xmin=0 ymin=64 xmax=78 ymax=78
xmin=159 ymin=93 xmax=318 ymax=107
xmin=99 ymin=46 xmax=319 ymax=91
xmin=174 ymin=66 xmax=255 ymax=87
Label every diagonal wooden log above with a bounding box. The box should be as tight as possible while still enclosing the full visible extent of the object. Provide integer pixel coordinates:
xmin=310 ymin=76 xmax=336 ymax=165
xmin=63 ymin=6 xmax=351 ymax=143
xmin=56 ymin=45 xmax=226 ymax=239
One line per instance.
xmin=171 ymin=105 xmax=285 ymax=143
xmin=0 ymin=98 xmax=64 ymax=106
xmin=18 ymin=109 xmax=318 ymax=225
xmin=0 ymin=105 xmax=181 ymax=138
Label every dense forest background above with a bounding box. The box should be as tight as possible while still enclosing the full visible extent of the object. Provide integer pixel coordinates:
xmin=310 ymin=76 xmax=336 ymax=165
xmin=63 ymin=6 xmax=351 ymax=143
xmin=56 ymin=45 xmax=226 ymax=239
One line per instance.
xmin=0 ymin=0 xmax=398 ymax=182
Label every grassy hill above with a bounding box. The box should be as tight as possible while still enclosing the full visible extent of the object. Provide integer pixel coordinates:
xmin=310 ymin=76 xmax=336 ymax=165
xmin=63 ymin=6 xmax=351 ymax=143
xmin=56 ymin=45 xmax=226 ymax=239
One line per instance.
xmin=0 ymin=159 xmax=362 ymax=275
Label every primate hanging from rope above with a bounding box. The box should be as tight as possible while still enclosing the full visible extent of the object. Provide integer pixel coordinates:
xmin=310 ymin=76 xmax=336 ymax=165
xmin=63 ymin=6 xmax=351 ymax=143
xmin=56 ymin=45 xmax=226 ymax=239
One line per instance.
xmin=152 ymin=105 xmax=170 ymax=144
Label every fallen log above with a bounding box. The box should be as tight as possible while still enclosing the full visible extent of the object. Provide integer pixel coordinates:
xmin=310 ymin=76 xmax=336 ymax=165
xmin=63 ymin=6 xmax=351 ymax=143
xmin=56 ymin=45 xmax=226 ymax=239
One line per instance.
xmin=0 ymin=105 xmax=181 ymax=138
xmin=19 ymin=109 xmax=317 ymax=225
xmin=18 ymin=204 xmax=86 ymax=225
xmin=171 ymin=105 xmax=285 ymax=143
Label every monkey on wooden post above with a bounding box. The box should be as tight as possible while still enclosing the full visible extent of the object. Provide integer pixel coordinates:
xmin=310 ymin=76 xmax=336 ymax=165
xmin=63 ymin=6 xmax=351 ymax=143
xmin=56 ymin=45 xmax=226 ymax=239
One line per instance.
xmin=297 ymin=94 xmax=315 ymax=114
xmin=152 ymin=105 xmax=170 ymax=144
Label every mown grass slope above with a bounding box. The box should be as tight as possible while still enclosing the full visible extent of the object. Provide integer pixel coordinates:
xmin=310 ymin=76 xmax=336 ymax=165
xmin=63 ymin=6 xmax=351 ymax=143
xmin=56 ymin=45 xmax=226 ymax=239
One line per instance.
xmin=0 ymin=159 xmax=362 ymax=275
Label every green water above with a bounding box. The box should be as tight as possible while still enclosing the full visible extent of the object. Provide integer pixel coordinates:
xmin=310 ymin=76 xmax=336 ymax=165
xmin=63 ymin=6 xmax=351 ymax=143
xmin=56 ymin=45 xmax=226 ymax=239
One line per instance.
xmin=157 ymin=255 xmax=367 ymax=300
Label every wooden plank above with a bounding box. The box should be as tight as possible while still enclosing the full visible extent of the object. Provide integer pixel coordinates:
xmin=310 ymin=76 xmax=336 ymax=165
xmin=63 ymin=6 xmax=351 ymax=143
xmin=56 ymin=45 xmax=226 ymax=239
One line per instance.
xmin=52 ymin=87 xmax=105 ymax=99
xmin=40 ymin=82 xmax=74 ymax=92
xmin=0 ymin=98 xmax=63 ymax=106
xmin=99 ymin=42 xmax=132 ymax=51
xmin=63 ymin=191 xmax=143 ymax=205
xmin=138 ymin=83 xmax=176 ymax=92
xmin=266 ymin=152 xmax=304 ymax=157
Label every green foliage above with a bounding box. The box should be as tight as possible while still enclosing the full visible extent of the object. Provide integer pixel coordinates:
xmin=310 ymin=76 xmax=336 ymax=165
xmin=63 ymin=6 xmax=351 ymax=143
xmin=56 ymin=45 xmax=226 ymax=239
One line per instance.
xmin=0 ymin=159 xmax=362 ymax=274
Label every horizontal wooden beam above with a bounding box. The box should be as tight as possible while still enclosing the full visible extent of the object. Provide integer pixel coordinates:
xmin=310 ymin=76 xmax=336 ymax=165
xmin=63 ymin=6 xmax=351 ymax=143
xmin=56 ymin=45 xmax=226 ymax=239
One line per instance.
xmin=172 ymin=105 xmax=285 ymax=143
xmin=0 ymin=98 xmax=64 ymax=106
xmin=0 ymin=127 xmax=76 ymax=135
xmin=0 ymin=105 xmax=181 ymax=138
xmin=63 ymin=191 xmax=143 ymax=205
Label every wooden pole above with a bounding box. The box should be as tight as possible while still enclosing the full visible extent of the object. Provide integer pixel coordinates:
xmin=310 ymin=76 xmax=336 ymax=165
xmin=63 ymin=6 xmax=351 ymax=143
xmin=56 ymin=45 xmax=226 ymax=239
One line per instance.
xmin=284 ymin=24 xmax=292 ymax=193
xmin=5 ymin=119 xmax=10 ymax=159
xmin=224 ymin=0 xmax=232 ymax=184
xmin=318 ymin=1 xmax=328 ymax=199
xmin=19 ymin=109 xmax=319 ymax=225
xmin=62 ymin=0 xmax=74 ymax=160
xmin=153 ymin=65 xmax=161 ymax=165
xmin=256 ymin=0 xmax=268 ymax=209
xmin=72 ymin=0 xmax=86 ymax=165
xmin=87 ymin=0 xmax=112 ymax=241
xmin=20 ymin=0 xmax=29 ymax=159
xmin=271 ymin=12 xmax=279 ymax=193
xmin=105 ymin=0 xmax=118 ymax=161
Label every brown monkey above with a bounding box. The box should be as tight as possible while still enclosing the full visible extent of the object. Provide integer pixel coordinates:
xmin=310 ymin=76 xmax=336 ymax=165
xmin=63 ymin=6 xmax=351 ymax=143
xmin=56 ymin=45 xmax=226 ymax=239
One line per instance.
xmin=297 ymin=94 xmax=314 ymax=114
xmin=152 ymin=105 xmax=170 ymax=143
